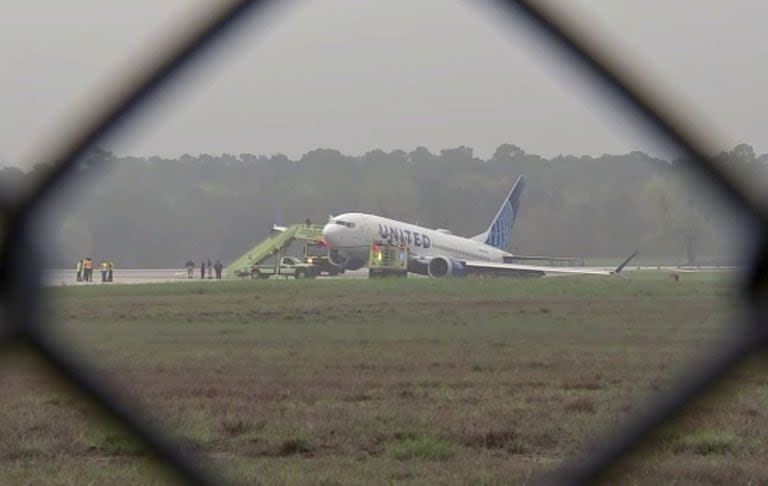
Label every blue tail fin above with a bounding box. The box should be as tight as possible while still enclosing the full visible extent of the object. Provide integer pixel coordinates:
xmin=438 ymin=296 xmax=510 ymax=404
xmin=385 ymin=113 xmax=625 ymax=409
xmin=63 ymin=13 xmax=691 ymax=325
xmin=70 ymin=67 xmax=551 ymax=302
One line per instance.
xmin=473 ymin=175 xmax=526 ymax=250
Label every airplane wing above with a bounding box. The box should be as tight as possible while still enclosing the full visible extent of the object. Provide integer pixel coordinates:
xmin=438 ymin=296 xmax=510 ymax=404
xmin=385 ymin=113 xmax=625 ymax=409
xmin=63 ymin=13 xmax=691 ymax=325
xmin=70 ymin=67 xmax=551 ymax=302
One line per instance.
xmin=462 ymin=262 xmax=611 ymax=277
xmin=461 ymin=251 xmax=638 ymax=278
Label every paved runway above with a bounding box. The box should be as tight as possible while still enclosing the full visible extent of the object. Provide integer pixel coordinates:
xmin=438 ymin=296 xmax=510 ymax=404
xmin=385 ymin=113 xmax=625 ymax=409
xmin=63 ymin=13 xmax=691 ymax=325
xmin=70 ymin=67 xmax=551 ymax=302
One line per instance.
xmin=44 ymin=268 xmax=371 ymax=286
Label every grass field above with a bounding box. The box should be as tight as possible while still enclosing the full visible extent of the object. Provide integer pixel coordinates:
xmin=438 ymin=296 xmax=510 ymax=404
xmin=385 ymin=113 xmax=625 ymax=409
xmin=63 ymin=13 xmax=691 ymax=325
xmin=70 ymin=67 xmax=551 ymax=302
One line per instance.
xmin=2 ymin=271 xmax=766 ymax=485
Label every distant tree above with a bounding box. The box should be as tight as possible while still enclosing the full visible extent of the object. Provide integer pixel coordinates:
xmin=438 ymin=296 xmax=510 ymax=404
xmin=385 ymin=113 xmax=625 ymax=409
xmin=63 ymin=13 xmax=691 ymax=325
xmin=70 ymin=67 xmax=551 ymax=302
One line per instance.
xmin=362 ymin=148 xmax=387 ymax=160
xmin=439 ymin=146 xmax=475 ymax=163
xmin=30 ymin=162 xmax=53 ymax=174
xmin=408 ymin=146 xmax=434 ymax=164
xmin=730 ymin=143 xmax=756 ymax=164
xmin=0 ymin=166 xmax=24 ymax=183
xmin=646 ymin=175 xmax=710 ymax=264
xmin=491 ymin=143 xmax=525 ymax=162
xmin=269 ymin=153 xmax=290 ymax=164
xmin=301 ymin=148 xmax=345 ymax=164
xmin=78 ymin=147 xmax=115 ymax=169
xmin=390 ymin=149 xmax=408 ymax=164
xmin=0 ymin=166 xmax=26 ymax=200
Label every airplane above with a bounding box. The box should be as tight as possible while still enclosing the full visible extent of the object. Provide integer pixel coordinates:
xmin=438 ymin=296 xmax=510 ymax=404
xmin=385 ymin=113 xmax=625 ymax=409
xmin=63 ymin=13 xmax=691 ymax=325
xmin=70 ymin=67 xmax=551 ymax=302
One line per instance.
xmin=321 ymin=175 xmax=637 ymax=278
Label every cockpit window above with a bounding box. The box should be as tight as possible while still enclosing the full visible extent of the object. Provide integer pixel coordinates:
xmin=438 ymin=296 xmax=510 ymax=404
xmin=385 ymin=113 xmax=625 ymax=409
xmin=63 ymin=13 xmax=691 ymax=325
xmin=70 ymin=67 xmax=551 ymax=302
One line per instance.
xmin=334 ymin=220 xmax=355 ymax=228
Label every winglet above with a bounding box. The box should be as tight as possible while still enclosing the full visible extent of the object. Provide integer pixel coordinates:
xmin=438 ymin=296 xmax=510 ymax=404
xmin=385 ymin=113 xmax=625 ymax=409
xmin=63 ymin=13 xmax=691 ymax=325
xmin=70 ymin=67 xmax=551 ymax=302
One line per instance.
xmin=612 ymin=250 xmax=639 ymax=274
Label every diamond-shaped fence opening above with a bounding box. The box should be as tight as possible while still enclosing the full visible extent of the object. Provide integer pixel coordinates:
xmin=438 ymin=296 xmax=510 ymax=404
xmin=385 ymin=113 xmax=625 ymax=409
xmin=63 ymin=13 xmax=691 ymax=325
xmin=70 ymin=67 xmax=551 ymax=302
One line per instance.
xmin=1 ymin=1 xmax=765 ymax=484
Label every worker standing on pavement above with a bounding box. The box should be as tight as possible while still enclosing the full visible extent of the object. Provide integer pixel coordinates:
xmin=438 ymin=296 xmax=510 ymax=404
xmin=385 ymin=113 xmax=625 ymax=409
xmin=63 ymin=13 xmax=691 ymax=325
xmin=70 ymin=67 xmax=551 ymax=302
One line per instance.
xmin=76 ymin=259 xmax=83 ymax=282
xmin=100 ymin=260 xmax=108 ymax=282
xmin=200 ymin=260 xmax=206 ymax=280
xmin=107 ymin=261 xmax=114 ymax=282
xmin=214 ymin=259 xmax=223 ymax=280
xmin=207 ymin=258 xmax=213 ymax=279
xmin=83 ymin=258 xmax=93 ymax=282
xmin=185 ymin=260 xmax=195 ymax=279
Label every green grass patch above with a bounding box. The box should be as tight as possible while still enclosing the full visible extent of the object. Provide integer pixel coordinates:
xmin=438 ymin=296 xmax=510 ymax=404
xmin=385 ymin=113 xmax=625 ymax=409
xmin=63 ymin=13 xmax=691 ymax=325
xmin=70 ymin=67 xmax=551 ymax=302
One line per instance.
xmin=274 ymin=437 xmax=315 ymax=457
xmin=86 ymin=427 xmax=146 ymax=457
xmin=389 ymin=435 xmax=457 ymax=461
xmin=672 ymin=430 xmax=740 ymax=456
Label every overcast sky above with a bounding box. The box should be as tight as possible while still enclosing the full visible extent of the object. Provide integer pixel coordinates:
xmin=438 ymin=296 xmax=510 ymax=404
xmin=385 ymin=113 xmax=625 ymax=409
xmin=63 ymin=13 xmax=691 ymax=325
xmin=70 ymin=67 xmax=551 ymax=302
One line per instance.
xmin=1 ymin=1 xmax=767 ymax=167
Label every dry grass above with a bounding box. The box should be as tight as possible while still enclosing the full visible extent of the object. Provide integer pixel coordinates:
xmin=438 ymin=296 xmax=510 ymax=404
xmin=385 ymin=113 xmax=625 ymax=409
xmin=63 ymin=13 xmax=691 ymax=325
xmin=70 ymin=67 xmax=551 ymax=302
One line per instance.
xmin=1 ymin=273 xmax=763 ymax=484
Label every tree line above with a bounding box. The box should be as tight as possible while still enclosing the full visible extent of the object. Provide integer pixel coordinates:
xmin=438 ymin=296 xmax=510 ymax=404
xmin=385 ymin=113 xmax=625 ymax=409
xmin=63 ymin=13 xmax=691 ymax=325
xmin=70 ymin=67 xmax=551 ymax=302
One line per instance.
xmin=0 ymin=143 xmax=760 ymax=268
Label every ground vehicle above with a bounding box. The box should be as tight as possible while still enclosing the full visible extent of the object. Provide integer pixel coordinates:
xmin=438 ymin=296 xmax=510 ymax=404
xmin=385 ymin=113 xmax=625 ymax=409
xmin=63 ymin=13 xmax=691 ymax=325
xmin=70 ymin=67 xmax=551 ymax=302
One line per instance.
xmin=250 ymin=256 xmax=319 ymax=279
xmin=304 ymin=241 xmax=344 ymax=276
xmin=368 ymin=240 xmax=408 ymax=278
xmin=227 ymin=223 xmax=327 ymax=279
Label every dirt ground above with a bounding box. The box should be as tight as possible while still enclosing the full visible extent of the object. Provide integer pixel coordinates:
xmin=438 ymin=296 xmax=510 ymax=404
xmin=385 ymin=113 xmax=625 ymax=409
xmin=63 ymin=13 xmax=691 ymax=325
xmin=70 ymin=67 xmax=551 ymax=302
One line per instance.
xmin=1 ymin=273 xmax=765 ymax=485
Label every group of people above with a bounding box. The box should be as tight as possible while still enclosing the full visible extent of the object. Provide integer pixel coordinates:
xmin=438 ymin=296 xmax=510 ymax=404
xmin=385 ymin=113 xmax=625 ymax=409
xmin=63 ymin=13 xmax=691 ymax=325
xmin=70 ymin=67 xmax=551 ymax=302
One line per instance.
xmin=76 ymin=258 xmax=115 ymax=283
xmin=185 ymin=259 xmax=223 ymax=280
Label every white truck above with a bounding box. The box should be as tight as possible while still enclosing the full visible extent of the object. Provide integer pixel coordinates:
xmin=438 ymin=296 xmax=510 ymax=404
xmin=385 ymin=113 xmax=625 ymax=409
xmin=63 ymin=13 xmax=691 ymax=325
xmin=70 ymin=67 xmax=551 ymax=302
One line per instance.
xmin=249 ymin=256 xmax=319 ymax=279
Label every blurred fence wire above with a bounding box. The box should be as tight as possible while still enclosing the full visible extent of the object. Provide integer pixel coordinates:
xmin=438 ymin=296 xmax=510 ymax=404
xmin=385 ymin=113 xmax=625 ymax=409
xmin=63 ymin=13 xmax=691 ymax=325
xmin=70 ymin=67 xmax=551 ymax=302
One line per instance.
xmin=1 ymin=0 xmax=765 ymax=484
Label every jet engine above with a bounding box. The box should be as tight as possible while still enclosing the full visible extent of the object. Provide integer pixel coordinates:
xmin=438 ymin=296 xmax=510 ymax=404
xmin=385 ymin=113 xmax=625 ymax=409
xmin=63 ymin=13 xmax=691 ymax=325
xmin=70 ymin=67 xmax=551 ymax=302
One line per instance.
xmin=426 ymin=256 xmax=465 ymax=278
xmin=328 ymin=248 xmax=365 ymax=271
xmin=328 ymin=248 xmax=347 ymax=267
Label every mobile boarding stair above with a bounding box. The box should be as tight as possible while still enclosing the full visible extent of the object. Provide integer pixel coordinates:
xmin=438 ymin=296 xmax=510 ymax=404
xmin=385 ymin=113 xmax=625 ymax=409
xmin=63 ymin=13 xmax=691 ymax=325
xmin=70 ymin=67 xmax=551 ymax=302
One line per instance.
xmin=225 ymin=224 xmax=325 ymax=278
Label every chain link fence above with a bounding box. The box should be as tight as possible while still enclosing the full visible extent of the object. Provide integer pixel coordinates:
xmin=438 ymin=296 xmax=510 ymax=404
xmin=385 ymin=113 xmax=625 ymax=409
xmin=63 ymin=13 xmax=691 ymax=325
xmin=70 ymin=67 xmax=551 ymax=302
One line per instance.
xmin=1 ymin=1 xmax=764 ymax=484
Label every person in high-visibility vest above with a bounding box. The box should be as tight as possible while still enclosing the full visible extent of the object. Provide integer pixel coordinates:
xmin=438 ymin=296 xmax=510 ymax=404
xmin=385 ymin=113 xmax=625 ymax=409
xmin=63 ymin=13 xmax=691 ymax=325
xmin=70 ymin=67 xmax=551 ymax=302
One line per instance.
xmin=100 ymin=261 xmax=109 ymax=282
xmin=83 ymin=258 xmax=93 ymax=282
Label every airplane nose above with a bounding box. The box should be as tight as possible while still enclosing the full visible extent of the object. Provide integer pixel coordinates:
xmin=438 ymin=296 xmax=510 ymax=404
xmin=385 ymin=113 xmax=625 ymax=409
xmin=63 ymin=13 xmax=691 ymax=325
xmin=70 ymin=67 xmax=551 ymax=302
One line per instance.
xmin=322 ymin=224 xmax=338 ymax=246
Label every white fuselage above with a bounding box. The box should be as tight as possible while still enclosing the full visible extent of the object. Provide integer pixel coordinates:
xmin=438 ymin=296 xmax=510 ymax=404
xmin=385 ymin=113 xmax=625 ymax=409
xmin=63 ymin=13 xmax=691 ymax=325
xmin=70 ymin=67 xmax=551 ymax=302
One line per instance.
xmin=322 ymin=212 xmax=511 ymax=264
